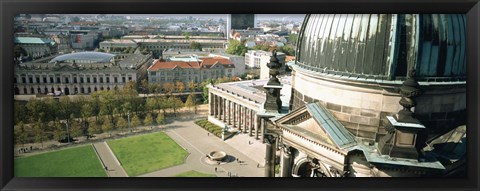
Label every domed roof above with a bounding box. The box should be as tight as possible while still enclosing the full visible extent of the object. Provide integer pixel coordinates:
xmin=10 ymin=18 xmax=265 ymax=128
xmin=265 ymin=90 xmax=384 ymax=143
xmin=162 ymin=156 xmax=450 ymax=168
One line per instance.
xmin=295 ymin=14 xmax=466 ymax=81
xmin=49 ymin=52 xmax=115 ymax=63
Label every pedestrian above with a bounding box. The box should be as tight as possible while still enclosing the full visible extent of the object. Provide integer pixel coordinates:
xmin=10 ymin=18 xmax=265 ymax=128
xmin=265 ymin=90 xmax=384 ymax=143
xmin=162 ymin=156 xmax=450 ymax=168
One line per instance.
xmin=215 ymin=167 xmax=217 ymax=172
xmin=208 ymin=133 xmax=210 ymax=136
xmin=30 ymin=146 xmax=33 ymax=150
xmin=257 ymin=163 xmax=259 ymax=168
xmin=104 ymin=166 xmax=108 ymax=171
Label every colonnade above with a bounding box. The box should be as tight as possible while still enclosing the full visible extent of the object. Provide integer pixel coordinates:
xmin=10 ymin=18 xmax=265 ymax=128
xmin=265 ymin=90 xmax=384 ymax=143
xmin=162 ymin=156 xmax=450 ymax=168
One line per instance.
xmin=209 ymin=92 xmax=261 ymax=139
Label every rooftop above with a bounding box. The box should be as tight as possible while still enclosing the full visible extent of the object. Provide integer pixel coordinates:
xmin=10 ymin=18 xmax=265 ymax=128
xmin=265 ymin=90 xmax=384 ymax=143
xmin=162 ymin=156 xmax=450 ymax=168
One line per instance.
xmin=49 ymin=52 xmax=115 ymax=63
xmin=211 ymin=76 xmax=292 ymax=108
xmin=14 ymin=37 xmax=55 ymax=45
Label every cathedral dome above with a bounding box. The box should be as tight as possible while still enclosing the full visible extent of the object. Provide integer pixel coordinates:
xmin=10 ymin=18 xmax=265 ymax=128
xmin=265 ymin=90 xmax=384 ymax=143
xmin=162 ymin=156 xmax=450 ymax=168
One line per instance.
xmin=295 ymin=14 xmax=466 ymax=81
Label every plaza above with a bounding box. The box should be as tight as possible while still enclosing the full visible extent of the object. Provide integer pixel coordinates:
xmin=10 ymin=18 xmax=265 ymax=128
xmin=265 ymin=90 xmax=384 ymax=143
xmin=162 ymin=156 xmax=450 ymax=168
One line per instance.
xmin=15 ymin=114 xmax=266 ymax=177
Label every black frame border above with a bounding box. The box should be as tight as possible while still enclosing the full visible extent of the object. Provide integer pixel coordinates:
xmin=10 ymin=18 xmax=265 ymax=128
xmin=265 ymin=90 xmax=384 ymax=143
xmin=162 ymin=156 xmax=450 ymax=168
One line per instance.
xmin=1 ymin=0 xmax=479 ymax=191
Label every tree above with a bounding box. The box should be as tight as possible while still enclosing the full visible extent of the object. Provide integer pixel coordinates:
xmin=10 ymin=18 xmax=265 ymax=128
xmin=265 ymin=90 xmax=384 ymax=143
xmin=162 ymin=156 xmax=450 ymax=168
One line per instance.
xmin=189 ymin=41 xmax=202 ymax=51
xmin=33 ymin=119 xmax=47 ymax=148
xmin=288 ymin=33 xmax=299 ymax=46
xmin=14 ymin=121 xmax=28 ymax=147
xmin=144 ymin=113 xmax=154 ymax=128
xmin=14 ymin=102 xmax=27 ymax=125
xmin=102 ymin=116 xmax=114 ymax=137
xmin=70 ymin=119 xmax=83 ymax=138
xmin=140 ymin=79 xmax=150 ymax=96
xmin=94 ymin=90 xmax=117 ymax=127
xmin=163 ymin=82 xmax=175 ymax=94
xmin=89 ymin=118 xmax=102 ymax=135
xmin=226 ymin=39 xmax=247 ymax=56
xmin=280 ymin=45 xmax=295 ymax=56
xmin=145 ymin=97 xmax=158 ymax=114
xmin=187 ymin=81 xmax=199 ymax=113
xmin=52 ymin=120 xmax=65 ymax=142
xmin=156 ymin=113 xmax=165 ymax=125
xmin=175 ymin=81 xmax=185 ymax=93
xmin=131 ymin=114 xmax=142 ymax=130
xmin=185 ymin=94 xmax=195 ymax=113
xmin=116 ymin=117 xmax=128 ymax=133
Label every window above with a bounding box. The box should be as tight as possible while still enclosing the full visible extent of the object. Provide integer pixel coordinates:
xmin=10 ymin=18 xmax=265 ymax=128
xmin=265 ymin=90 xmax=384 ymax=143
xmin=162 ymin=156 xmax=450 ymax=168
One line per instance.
xmin=29 ymin=77 xmax=33 ymax=83
xmin=80 ymin=77 xmax=84 ymax=83
xmin=36 ymin=77 xmax=40 ymax=83
xmin=150 ymin=71 xmax=156 ymax=76
xmin=128 ymin=77 xmax=132 ymax=81
xmin=122 ymin=77 xmax=126 ymax=83
xmin=114 ymin=77 xmax=118 ymax=83
xmin=93 ymin=77 xmax=97 ymax=83
xmin=14 ymin=77 xmax=17 ymax=83
xmin=106 ymin=77 xmax=110 ymax=83
xmin=65 ymin=77 xmax=69 ymax=84
xmin=56 ymin=77 xmax=61 ymax=83
xmin=87 ymin=77 xmax=90 ymax=83
xmin=44 ymin=77 xmax=48 ymax=83
xmin=22 ymin=77 xmax=26 ymax=83
xmin=100 ymin=77 xmax=103 ymax=83
xmin=50 ymin=77 xmax=54 ymax=83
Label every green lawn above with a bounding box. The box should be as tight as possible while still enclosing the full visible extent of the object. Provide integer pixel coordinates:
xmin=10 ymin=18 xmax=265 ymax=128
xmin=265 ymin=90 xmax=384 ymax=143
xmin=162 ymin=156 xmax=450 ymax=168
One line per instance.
xmin=15 ymin=145 xmax=107 ymax=177
xmin=108 ymin=132 xmax=189 ymax=177
xmin=172 ymin=170 xmax=216 ymax=177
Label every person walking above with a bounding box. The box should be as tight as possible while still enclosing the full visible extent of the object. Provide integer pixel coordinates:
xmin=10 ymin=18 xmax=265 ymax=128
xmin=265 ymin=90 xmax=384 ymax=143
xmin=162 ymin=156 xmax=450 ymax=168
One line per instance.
xmin=215 ymin=167 xmax=217 ymax=172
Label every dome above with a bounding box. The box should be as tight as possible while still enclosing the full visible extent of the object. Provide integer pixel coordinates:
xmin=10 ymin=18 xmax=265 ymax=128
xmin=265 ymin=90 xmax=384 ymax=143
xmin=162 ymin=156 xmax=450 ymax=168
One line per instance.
xmin=49 ymin=52 xmax=115 ymax=63
xmin=295 ymin=14 xmax=466 ymax=81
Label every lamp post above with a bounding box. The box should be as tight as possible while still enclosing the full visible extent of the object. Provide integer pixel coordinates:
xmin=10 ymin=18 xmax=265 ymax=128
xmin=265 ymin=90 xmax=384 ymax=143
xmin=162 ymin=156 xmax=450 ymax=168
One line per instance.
xmin=128 ymin=111 xmax=131 ymax=132
xmin=61 ymin=120 xmax=70 ymax=144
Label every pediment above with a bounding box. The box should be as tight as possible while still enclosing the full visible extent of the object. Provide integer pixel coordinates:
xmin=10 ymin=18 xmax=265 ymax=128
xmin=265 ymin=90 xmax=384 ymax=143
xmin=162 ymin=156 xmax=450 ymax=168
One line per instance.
xmin=276 ymin=102 xmax=356 ymax=149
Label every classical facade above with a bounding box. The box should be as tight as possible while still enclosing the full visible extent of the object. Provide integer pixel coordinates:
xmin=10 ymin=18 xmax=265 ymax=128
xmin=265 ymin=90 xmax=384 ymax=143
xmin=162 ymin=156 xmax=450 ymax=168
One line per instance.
xmin=14 ymin=52 xmax=153 ymax=95
xmin=207 ymin=77 xmax=292 ymax=142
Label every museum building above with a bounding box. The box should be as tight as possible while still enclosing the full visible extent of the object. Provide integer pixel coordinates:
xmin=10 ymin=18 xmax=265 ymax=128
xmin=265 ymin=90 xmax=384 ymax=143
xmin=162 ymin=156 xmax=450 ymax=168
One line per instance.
xmin=14 ymin=51 xmax=153 ymax=95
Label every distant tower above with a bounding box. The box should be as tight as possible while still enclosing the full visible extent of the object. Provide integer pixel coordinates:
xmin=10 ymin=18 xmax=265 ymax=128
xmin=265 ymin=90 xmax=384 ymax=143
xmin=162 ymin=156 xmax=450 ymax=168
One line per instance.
xmin=226 ymin=14 xmax=257 ymax=39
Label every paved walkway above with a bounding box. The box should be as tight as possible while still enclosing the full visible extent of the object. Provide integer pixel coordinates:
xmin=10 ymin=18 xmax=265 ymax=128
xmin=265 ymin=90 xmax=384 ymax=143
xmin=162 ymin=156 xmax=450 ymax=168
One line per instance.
xmin=139 ymin=120 xmax=265 ymax=177
xmin=92 ymin=142 xmax=128 ymax=177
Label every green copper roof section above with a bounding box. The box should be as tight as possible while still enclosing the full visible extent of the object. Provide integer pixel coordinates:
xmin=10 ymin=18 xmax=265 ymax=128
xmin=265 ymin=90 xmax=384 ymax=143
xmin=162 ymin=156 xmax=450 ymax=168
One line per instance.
xmin=14 ymin=37 xmax=54 ymax=44
xmin=305 ymin=102 xmax=356 ymax=149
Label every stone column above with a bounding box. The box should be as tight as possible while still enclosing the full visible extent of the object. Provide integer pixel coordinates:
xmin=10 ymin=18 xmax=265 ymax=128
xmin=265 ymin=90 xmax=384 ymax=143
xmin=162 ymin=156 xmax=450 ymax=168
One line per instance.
xmin=248 ymin=109 xmax=256 ymax=136
xmin=227 ymin=100 xmax=231 ymax=125
xmin=255 ymin=115 xmax=260 ymax=140
xmin=260 ymin=118 xmax=265 ymax=141
xmin=244 ymin=107 xmax=248 ymax=135
xmin=209 ymin=93 xmax=214 ymax=116
xmin=223 ymin=98 xmax=227 ymax=122
xmin=213 ymin=95 xmax=218 ymax=118
xmin=237 ymin=104 xmax=241 ymax=131
xmin=264 ymin=134 xmax=277 ymax=177
xmin=233 ymin=103 xmax=237 ymax=128
xmin=280 ymin=146 xmax=292 ymax=177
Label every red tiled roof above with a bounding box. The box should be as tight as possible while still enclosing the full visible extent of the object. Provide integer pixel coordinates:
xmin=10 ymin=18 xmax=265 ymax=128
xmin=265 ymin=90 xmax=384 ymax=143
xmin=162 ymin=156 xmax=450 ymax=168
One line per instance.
xmin=148 ymin=60 xmax=200 ymax=71
xmin=200 ymin=57 xmax=235 ymax=68
xmin=149 ymin=57 xmax=235 ymax=71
